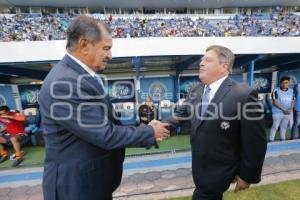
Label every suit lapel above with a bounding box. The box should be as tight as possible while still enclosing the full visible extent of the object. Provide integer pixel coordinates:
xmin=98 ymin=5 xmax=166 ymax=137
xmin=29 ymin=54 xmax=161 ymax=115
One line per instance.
xmin=62 ymin=55 xmax=118 ymax=122
xmin=61 ymin=55 xmax=120 ymax=125
xmin=63 ymin=55 xmax=107 ymax=96
xmin=195 ymin=83 xmax=205 ymax=103
xmin=196 ymin=77 xmax=233 ymax=129
xmin=192 ymin=83 xmax=204 ymax=128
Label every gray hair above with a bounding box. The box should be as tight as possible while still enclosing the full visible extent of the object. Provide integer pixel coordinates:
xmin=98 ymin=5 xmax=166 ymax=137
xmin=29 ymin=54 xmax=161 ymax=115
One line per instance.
xmin=206 ymin=45 xmax=235 ymax=73
xmin=66 ymin=15 xmax=111 ymax=52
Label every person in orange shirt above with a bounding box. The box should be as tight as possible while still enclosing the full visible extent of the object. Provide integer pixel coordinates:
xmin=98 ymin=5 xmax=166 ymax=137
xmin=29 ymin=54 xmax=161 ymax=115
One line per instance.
xmin=0 ymin=106 xmax=26 ymax=167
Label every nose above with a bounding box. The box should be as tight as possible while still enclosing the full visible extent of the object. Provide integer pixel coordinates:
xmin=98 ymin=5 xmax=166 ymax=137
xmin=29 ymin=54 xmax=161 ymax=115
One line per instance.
xmin=199 ymin=60 xmax=204 ymax=68
xmin=107 ymin=50 xmax=112 ymax=60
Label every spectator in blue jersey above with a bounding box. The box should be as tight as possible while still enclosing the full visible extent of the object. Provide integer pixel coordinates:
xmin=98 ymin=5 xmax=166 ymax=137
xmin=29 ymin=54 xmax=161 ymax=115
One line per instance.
xmin=291 ymin=81 xmax=300 ymax=140
xmin=269 ymin=76 xmax=294 ymax=142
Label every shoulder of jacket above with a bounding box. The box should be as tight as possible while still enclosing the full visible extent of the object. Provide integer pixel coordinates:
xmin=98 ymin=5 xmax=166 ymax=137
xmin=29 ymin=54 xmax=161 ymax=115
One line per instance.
xmin=190 ymin=82 xmax=203 ymax=92
xmin=231 ymin=81 xmax=255 ymax=98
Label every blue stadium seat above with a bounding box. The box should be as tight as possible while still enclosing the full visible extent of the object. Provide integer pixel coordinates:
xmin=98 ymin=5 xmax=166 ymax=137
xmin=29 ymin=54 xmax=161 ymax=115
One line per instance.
xmin=158 ymin=100 xmax=173 ymax=121
xmin=23 ymin=108 xmax=42 ymax=145
xmin=117 ymin=102 xmax=137 ymax=126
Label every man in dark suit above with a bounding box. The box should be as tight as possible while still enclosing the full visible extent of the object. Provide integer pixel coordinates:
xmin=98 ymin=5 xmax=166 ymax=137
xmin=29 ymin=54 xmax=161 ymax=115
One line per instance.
xmin=165 ymin=45 xmax=267 ymax=200
xmin=39 ymin=16 xmax=169 ymax=200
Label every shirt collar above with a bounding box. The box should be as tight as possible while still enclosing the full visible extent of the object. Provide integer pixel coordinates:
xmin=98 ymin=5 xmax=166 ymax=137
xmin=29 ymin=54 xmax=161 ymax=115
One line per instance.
xmin=205 ymin=75 xmax=228 ymax=93
xmin=279 ymin=86 xmax=288 ymax=91
xmin=67 ymin=52 xmax=96 ymax=77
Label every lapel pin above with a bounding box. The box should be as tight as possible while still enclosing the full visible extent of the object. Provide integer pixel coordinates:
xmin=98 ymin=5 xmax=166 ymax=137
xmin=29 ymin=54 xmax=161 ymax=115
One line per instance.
xmin=220 ymin=121 xmax=230 ymax=130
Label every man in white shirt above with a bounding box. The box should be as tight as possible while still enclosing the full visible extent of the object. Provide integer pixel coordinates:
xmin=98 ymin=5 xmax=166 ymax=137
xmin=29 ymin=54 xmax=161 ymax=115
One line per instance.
xmin=164 ymin=45 xmax=267 ymax=200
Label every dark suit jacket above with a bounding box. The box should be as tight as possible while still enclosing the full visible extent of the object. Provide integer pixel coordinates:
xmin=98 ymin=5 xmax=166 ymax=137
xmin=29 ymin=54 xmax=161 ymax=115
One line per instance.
xmin=39 ymin=55 xmax=156 ymax=200
xmin=165 ymin=77 xmax=267 ymax=193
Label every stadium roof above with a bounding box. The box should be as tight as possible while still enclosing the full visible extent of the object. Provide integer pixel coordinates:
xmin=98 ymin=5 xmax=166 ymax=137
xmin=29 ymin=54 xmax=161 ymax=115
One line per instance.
xmin=0 ymin=0 xmax=299 ymax=8
xmin=0 ymin=37 xmax=299 ymax=83
xmin=0 ymin=53 xmax=299 ymax=83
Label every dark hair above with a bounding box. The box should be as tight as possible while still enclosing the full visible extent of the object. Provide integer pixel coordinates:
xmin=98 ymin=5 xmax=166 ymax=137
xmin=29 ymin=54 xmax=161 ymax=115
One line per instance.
xmin=0 ymin=106 xmax=10 ymax=112
xmin=280 ymin=76 xmax=290 ymax=83
xmin=66 ymin=15 xmax=111 ymax=52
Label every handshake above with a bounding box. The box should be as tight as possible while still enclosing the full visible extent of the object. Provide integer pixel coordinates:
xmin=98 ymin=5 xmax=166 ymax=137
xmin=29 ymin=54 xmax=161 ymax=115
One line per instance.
xmin=148 ymin=120 xmax=170 ymax=143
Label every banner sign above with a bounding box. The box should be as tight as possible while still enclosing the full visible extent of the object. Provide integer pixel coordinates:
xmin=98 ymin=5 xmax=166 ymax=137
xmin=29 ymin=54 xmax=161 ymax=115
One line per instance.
xmin=107 ymin=79 xmax=135 ymax=103
xmin=179 ymin=76 xmax=200 ymax=99
xmin=0 ymin=85 xmax=16 ymax=109
xmin=140 ymin=76 xmax=175 ymax=103
xmin=18 ymin=84 xmax=41 ymax=109
xmin=253 ymin=73 xmax=272 ymax=93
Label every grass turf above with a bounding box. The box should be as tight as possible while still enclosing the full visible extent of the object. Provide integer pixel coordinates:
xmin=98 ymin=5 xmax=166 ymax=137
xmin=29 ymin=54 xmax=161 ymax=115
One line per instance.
xmin=166 ymin=178 xmax=300 ymax=200
xmin=126 ymin=134 xmax=190 ymax=155
xmin=0 ymin=146 xmax=45 ymax=169
xmin=0 ymin=134 xmax=191 ymax=169
xmin=0 ymin=129 xmax=296 ymax=169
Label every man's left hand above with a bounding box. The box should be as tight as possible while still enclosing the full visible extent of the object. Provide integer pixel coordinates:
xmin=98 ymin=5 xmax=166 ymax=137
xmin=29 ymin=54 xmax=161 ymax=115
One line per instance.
xmin=233 ymin=176 xmax=250 ymax=192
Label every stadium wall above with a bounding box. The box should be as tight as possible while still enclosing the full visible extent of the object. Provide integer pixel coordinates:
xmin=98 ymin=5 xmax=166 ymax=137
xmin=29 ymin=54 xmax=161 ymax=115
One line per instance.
xmin=1 ymin=37 xmax=300 ymax=63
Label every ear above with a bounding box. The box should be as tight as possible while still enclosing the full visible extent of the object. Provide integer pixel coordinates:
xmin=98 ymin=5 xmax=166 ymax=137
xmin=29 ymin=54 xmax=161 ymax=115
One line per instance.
xmin=221 ymin=63 xmax=229 ymax=73
xmin=78 ymin=37 xmax=89 ymax=55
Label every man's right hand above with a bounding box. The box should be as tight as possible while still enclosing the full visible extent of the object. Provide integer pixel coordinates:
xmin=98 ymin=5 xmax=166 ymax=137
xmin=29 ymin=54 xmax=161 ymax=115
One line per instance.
xmin=283 ymin=109 xmax=290 ymax=115
xmin=149 ymin=120 xmax=170 ymax=142
xmin=233 ymin=176 xmax=250 ymax=192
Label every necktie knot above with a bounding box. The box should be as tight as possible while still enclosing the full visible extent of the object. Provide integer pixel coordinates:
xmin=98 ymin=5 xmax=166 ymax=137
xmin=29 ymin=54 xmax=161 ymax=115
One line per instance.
xmin=205 ymin=85 xmax=211 ymax=94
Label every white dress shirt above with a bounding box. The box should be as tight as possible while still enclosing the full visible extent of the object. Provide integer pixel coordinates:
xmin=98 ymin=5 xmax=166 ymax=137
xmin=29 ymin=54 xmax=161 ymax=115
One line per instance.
xmin=203 ymin=76 xmax=228 ymax=103
xmin=67 ymin=52 xmax=96 ymax=77
xmin=67 ymin=53 xmax=105 ymax=89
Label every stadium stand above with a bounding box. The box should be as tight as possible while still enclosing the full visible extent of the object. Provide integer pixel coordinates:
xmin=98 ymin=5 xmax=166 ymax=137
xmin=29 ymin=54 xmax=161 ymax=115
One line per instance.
xmin=0 ymin=12 xmax=299 ymax=41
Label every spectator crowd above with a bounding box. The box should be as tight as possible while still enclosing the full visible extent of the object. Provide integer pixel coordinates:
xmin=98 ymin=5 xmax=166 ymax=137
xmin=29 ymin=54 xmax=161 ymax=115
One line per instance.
xmin=0 ymin=12 xmax=299 ymax=41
